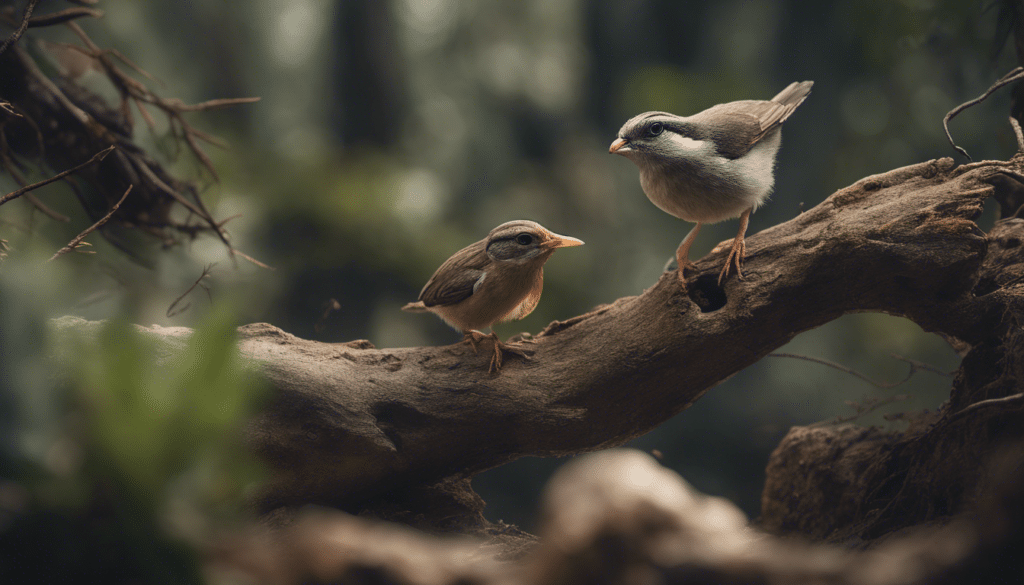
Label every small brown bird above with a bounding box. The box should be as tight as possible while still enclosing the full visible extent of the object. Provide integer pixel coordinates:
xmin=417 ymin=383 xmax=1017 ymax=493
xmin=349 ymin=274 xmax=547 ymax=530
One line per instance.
xmin=403 ymin=220 xmax=584 ymax=372
xmin=610 ymin=81 xmax=813 ymax=288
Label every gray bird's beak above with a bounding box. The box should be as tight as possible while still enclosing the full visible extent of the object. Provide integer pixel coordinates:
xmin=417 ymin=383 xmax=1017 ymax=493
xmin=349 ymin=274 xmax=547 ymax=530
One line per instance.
xmin=609 ymin=137 xmax=629 ymax=154
xmin=546 ymin=233 xmax=584 ymax=248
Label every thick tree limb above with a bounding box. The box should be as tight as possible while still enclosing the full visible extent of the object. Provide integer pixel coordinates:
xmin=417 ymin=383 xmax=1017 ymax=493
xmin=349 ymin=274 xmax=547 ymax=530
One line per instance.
xmin=53 ymin=156 xmax=1020 ymax=527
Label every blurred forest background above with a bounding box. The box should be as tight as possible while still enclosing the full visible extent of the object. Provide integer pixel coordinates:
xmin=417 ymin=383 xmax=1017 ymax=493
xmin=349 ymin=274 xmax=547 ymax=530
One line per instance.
xmin=0 ymin=0 xmax=1019 ymax=569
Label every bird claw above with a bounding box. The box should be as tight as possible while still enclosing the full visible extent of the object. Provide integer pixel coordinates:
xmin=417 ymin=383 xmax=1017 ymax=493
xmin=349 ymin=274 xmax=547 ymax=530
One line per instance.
xmin=677 ymin=260 xmax=697 ymax=291
xmin=717 ymin=237 xmax=746 ymax=285
xmin=463 ymin=331 xmax=533 ymax=372
xmin=488 ymin=338 xmax=534 ymax=373
xmin=462 ymin=330 xmax=490 ymax=354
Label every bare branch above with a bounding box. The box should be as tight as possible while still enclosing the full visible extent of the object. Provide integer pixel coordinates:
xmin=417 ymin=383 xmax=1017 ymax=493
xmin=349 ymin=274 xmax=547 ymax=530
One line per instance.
xmin=168 ymin=97 xmax=262 ymax=112
xmin=0 ymin=145 xmax=115 ymax=206
xmin=767 ymin=352 xmax=951 ymax=389
xmin=946 ymin=392 xmax=1024 ymax=425
xmin=1011 ymin=116 xmax=1024 ymax=152
xmin=24 ymin=193 xmax=69 ymax=222
xmin=944 ymin=66 xmax=1024 ymax=161
xmin=166 ymin=263 xmax=216 ymax=318
xmin=0 ymin=0 xmax=39 ymax=58
xmin=27 ymin=7 xmax=103 ymax=28
xmin=49 ymin=185 xmax=132 ymax=262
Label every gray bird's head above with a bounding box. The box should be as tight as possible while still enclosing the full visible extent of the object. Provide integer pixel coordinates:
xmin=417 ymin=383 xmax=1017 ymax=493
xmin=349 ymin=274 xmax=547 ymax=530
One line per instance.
xmin=608 ymin=112 xmax=706 ymax=167
xmin=485 ymin=220 xmax=584 ymax=263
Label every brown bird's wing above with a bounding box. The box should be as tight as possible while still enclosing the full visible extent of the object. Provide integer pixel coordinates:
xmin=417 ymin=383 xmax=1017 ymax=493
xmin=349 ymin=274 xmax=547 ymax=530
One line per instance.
xmin=418 ymin=239 xmax=488 ymax=308
xmin=687 ymin=81 xmax=813 ymax=160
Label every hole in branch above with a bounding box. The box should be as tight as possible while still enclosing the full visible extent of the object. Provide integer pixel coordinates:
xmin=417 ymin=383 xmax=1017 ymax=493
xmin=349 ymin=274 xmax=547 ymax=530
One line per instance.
xmin=689 ymin=274 xmax=726 ymax=312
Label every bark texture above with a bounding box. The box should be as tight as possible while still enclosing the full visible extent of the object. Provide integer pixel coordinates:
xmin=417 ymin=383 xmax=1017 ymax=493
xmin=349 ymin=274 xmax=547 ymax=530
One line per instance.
xmin=52 ymin=155 xmax=1024 ymax=573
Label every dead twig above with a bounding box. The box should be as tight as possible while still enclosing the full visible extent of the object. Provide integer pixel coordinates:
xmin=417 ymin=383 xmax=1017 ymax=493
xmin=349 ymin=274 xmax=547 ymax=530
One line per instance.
xmin=49 ymin=184 xmax=132 ymax=262
xmin=767 ymin=352 xmax=950 ymax=389
xmin=58 ymin=22 xmax=267 ymax=268
xmin=27 ymin=7 xmax=102 ymax=28
xmin=0 ymin=145 xmax=115 ymax=206
xmin=1 ymin=151 xmax=70 ymax=222
xmin=1011 ymin=117 xmax=1024 ymax=152
xmin=0 ymin=101 xmax=20 ymax=117
xmin=809 ymin=394 xmax=911 ymax=428
xmin=166 ymin=263 xmax=216 ymax=318
xmin=944 ymin=67 xmax=1024 ymax=161
xmin=945 ymin=392 xmax=1024 ymax=425
xmin=0 ymin=0 xmax=39 ymax=58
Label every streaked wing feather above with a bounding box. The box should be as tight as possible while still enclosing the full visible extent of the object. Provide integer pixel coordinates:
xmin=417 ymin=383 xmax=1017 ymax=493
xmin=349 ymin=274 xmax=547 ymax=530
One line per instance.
xmin=688 ymin=81 xmax=812 ymax=159
xmin=419 ymin=240 xmax=489 ymax=307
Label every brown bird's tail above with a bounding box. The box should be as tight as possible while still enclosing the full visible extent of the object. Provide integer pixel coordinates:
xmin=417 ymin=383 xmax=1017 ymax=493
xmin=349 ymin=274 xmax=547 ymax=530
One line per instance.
xmin=401 ymin=301 xmax=428 ymax=313
xmin=771 ymin=80 xmax=814 ymax=110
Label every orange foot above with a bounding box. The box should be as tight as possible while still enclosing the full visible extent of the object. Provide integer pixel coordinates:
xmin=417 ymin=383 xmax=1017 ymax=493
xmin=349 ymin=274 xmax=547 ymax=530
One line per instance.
xmin=717 ymin=236 xmax=746 ymax=285
xmin=462 ymin=331 xmax=532 ymax=373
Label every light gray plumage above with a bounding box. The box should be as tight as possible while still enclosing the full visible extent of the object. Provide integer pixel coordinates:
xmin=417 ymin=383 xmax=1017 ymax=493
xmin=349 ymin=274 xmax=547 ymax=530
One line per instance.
xmin=610 ymin=81 xmax=813 ymax=287
xmin=403 ymin=220 xmax=583 ymax=371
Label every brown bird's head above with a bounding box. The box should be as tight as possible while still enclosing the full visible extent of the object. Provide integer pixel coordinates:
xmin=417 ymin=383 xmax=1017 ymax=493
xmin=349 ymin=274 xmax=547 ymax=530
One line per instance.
xmin=484 ymin=220 xmax=584 ymax=264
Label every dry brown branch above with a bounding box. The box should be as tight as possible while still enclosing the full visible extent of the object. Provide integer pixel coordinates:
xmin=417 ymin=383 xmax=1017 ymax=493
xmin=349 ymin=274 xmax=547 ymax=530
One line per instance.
xmin=944 ymin=66 xmax=1024 ymax=160
xmin=26 ymin=7 xmax=102 ymax=28
xmin=63 ymin=21 xmax=260 ymax=183
xmin=946 ymin=391 xmax=1024 ymax=424
xmin=767 ymin=352 xmax=947 ymax=389
xmin=0 ymin=145 xmax=114 ymax=206
xmin=166 ymin=263 xmax=216 ymax=318
xmin=52 ymin=156 xmax=1016 ymax=528
xmin=0 ymin=0 xmax=39 ymax=58
xmin=1011 ymin=116 xmax=1024 ymax=151
xmin=23 ymin=193 xmax=69 ymax=222
xmin=1 ymin=19 xmax=263 ymax=265
xmin=48 ymin=155 xmax=1024 ymax=581
xmin=49 ymin=184 xmax=131 ymax=261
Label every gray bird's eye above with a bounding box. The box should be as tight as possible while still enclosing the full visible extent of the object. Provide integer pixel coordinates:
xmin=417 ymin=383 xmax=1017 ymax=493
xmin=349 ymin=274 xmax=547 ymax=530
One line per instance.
xmin=648 ymin=122 xmax=664 ymax=136
xmin=516 ymin=234 xmax=533 ymax=245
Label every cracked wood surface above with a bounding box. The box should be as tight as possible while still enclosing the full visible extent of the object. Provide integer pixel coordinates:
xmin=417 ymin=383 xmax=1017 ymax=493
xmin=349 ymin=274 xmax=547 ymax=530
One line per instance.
xmin=54 ymin=156 xmax=1020 ymax=518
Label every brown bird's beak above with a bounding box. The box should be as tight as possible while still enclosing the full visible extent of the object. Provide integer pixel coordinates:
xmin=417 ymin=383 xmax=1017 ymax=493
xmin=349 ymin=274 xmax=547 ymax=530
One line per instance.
xmin=609 ymin=137 xmax=629 ymax=154
xmin=544 ymin=233 xmax=585 ymax=249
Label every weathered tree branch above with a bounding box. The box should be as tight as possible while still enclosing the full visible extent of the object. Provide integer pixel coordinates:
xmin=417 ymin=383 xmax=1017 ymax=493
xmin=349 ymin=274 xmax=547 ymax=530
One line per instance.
xmin=53 ymin=155 xmax=1022 ymax=534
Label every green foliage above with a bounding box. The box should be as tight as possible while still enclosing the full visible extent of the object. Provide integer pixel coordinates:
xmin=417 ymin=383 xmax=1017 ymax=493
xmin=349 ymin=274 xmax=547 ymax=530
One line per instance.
xmin=70 ymin=305 xmax=265 ymax=521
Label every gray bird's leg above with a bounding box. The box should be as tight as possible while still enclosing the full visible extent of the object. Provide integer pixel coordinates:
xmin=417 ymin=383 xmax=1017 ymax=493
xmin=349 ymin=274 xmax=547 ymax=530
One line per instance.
xmin=718 ymin=207 xmax=752 ymax=285
xmin=675 ymin=222 xmax=702 ymax=288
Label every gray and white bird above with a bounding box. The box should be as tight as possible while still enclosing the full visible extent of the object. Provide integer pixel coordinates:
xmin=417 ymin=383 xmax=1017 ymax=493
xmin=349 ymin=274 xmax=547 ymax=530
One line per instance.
xmin=610 ymin=81 xmax=813 ymax=288
xmin=402 ymin=220 xmax=583 ymax=372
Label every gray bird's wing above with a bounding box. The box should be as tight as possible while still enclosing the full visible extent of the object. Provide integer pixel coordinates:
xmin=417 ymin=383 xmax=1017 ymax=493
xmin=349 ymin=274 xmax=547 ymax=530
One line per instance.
xmin=688 ymin=81 xmax=813 ymax=159
xmin=418 ymin=239 xmax=488 ymax=307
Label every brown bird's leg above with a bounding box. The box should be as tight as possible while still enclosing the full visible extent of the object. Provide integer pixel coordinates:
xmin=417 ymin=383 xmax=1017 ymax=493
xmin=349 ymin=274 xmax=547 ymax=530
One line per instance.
xmin=462 ymin=330 xmax=489 ymax=353
xmin=486 ymin=332 xmax=532 ymax=373
xmin=718 ymin=207 xmax=752 ymax=285
xmin=675 ymin=222 xmax=702 ymax=289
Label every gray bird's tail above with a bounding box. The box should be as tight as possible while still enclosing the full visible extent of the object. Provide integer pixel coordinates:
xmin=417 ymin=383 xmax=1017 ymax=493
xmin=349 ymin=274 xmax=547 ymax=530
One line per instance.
xmin=401 ymin=301 xmax=428 ymax=313
xmin=771 ymin=81 xmax=814 ymax=109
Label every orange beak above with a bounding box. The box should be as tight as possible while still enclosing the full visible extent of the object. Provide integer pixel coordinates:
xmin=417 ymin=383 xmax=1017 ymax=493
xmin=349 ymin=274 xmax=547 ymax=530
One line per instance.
xmin=609 ymin=137 xmax=629 ymax=154
xmin=544 ymin=232 xmax=584 ymax=249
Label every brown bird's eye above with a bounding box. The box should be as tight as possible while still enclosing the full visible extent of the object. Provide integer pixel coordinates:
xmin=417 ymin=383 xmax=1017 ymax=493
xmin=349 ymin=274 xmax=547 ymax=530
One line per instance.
xmin=516 ymin=234 xmax=533 ymax=245
xmin=648 ymin=122 xmax=664 ymax=136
